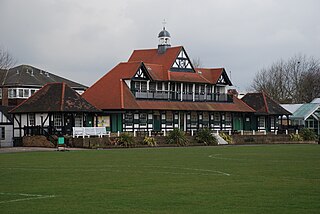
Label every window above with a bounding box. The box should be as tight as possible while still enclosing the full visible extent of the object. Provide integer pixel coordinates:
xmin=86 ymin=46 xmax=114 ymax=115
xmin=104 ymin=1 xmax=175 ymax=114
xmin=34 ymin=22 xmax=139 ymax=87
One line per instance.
xmin=140 ymin=113 xmax=147 ymax=124
xmin=148 ymin=114 xmax=153 ymax=120
xmin=18 ymin=89 xmax=23 ymax=98
xmin=30 ymin=89 xmax=37 ymax=95
xmin=149 ymin=82 xmax=156 ymax=91
xmin=174 ymin=113 xmax=179 ymax=120
xmin=0 ymin=88 xmax=2 ymax=99
xmin=200 ymin=85 xmax=205 ymax=94
xmin=29 ymin=114 xmax=35 ymax=126
xmin=259 ymin=117 xmax=265 ymax=128
xmin=141 ymin=82 xmax=147 ymax=92
xmin=23 ymin=89 xmax=30 ymax=98
xmin=9 ymin=89 xmax=17 ymax=98
xmin=164 ymin=82 xmax=168 ymax=91
xmin=195 ymin=85 xmax=199 ymax=93
xmin=0 ymin=127 xmax=5 ymax=140
xmin=134 ymin=81 xmax=141 ymax=91
xmin=225 ymin=113 xmax=231 ymax=122
xmin=206 ymin=86 xmax=212 ymax=94
xmin=214 ymin=112 xmax=220 ymax=121
xmin=53 ymin=114 xmax=62 ymax=127
xmin=170 ymin=83 xmax=175 ymax=91
xmin=7 ymin=88 xmax=39 ymax=98
xmin=161 ymin=114 xmax=166 ymax=120
xmin=134 ymin=113 xmax=139 ymax=120
xmin=166 ymin=111 xmax=173 ymax=122
xmin=306 ymin=119 xmax=314 ymax=128
xmin=125 ymin=113 xmax=133 ymax=125
xmin=203 ymin=112 xmax=209 ymax=122
xmin=75 ymin=114 xmax=83 ymax=127
xmin=191 ymin=112 xmax=197 ymax=122
xmin=157 ymin=82 xmax=162 ymax=91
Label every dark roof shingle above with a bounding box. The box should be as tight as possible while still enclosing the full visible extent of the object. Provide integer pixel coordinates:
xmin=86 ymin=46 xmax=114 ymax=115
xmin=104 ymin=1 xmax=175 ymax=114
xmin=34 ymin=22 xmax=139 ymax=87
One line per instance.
xmin=241 ymin=92 xmax=291 ymax=115
xmin=0 ymin=65 xmax=87 ymax=89
xmin=10 ymin=82 xmax=100 ymax=113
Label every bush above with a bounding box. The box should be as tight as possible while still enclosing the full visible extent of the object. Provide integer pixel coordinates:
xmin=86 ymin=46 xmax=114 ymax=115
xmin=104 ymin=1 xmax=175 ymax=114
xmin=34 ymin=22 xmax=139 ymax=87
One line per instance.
xmin=143 ymin=136 xmax=157 ymax=147
xmin=195 ymin=128 xmax=217 ymax=145
xmin=117 ymin=132 xmax=135 ymax=147
xmin=219 ymin=132 xmax=233 ymax=144
xmin=300 ymin=128 xmax=317 ymax=141
xmin=289 ymin=133 xmax=303 ymax=141
xmin=166 ymin=128 xmax=188 ymax=146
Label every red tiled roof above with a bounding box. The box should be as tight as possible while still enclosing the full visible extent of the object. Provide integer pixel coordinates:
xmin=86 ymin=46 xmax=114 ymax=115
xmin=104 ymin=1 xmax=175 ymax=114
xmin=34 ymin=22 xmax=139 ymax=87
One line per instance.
xmin=83 ymin=65 xmax=254 ymax=112
xmin=197 ymin=68 xmax=224 ymax=83
xmin=129 ymin=46 xmax=227 ymax=84
xmin=129 ymin=46 xmax=182 ymax=72
xmin=83 ymin=46 xmax=252 ymax=112
xmin=82 ymin=62 xmax=141 ymax=110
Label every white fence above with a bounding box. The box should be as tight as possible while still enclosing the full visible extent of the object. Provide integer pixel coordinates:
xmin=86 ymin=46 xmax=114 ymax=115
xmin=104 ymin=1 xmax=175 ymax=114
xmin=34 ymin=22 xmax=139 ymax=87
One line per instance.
xmin=72 ymin=127 xmax=111 ymax=138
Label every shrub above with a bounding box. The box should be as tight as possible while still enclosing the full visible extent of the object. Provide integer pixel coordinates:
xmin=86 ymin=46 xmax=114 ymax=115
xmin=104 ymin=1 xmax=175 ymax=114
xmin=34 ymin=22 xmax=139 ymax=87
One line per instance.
xmin=166 ymin=128 xmax=188 ymax=146
xmin=219 ymin=132 xmax=233 ymax=144
xmin=143 ymin=136 xmax=157 ymax=147
xmin=300 ymin=128 xmax=317 ymax=141
xmin=117 ymin=132 xmax=135 ymax=147
xmin=195 ymin=128 xmax=217 ymax=145
xmin=289 ymin=133 xmax=303 ymax=141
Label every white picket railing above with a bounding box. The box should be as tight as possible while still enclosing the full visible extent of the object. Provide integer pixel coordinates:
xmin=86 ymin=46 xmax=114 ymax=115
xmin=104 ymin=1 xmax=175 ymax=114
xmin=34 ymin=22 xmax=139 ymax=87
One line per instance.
xmin=72 ymin=127 xmax=111 ymax=138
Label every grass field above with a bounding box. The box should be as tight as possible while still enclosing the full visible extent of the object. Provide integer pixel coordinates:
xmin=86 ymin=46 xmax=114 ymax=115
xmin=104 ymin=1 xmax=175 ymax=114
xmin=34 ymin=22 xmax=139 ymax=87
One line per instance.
xmin=0 ymin=145 xmax=319 ymax=213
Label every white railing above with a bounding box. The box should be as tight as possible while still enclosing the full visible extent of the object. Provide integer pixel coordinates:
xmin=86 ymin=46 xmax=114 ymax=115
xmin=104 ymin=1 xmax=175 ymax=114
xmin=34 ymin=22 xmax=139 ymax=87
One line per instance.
xmin=72 ymin=127 xmax=111 ymax=138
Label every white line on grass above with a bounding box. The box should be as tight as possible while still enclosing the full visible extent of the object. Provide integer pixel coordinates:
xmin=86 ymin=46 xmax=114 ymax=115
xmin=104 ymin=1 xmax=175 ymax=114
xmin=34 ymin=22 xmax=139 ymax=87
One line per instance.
xmin=0 ymin=192 xmax=55 ymax=204
xmin=1 ymin=165 xmax=231 ymax=176
xmin=139 ymin=165 xmax=231 ymax=176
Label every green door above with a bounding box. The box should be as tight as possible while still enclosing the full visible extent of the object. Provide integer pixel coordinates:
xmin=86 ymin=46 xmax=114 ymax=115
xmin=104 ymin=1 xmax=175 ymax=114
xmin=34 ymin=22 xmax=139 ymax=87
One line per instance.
xmin=233 ymin=117 xmax=243 ymax=131
xmin=153 ymin=115 xmax=161 ymax=131
xmin=111 ymin=114 xmax=122 ymax=133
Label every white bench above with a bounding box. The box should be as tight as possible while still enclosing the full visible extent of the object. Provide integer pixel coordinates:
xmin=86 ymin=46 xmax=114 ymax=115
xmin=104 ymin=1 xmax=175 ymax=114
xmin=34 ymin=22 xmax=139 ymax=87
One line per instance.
xmin=72 ymin=127 xmax=111 ymax=138
xmin=73 ymin=127 xmax=85 ymax=138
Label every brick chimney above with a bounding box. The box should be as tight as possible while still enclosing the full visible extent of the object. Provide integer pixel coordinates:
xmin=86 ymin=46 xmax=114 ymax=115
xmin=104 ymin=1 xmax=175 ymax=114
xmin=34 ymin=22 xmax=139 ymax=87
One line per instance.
xmin=1 ymin=87 xmax=8 ymax=106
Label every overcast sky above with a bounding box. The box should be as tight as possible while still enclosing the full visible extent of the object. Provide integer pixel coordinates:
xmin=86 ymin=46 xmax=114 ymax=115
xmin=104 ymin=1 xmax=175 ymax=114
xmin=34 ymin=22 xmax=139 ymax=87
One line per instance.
xmin=1 ymin=0 xmax=319 ymax=91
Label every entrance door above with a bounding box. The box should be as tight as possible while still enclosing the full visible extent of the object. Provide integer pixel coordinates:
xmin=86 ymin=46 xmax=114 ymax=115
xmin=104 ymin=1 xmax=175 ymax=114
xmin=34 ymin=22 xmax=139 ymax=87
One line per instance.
xmin=179 ymin=112 xmax=185 ymax=131
xmin=64 ymin=113 xmax=73 ymax=135
xmin=233 ymin=117 xmax=243 ymax=131
xmin=153 ymin=115 xmax=161 ymax=131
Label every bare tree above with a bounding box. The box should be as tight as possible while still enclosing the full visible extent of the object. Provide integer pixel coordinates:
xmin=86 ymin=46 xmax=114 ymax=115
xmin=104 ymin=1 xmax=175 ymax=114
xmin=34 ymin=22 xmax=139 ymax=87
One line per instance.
xmin=192 ymin=57 xmax=203 ymax=68
xmin=0 ymin=48 xmax=16 ymax=70
xmin=251 ymin=54 xmax=320 ymax=103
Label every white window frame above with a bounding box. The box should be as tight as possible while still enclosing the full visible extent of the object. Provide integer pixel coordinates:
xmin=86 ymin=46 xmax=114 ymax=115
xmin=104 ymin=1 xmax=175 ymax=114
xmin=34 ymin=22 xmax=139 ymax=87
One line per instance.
xmin=29 ymin=113 xmax=35 ymax=126
xmin=54 ymin=114 xmax=63 ymax=127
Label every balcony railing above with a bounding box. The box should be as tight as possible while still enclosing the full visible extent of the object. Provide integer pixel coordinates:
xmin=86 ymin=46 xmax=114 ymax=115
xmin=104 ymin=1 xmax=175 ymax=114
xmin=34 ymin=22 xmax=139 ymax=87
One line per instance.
xmin=132 ymin=90 xmax=233 ymax=103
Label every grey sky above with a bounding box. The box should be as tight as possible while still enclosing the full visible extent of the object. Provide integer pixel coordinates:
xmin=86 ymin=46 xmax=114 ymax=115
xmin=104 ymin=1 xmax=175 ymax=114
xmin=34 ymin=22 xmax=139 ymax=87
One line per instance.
xmin=1 ymin=0 xmax=319 ymax=91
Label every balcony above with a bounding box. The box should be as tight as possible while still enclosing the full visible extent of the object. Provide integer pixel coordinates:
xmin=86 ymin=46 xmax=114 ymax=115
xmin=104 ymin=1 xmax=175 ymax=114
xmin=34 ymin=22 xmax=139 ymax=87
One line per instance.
xmin=132 ymin=90 xmax=233 ymax=103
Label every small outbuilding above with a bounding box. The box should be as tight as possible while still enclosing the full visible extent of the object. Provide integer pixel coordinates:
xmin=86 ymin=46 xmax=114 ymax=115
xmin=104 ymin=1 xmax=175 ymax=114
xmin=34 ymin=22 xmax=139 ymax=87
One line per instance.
xmin=10 ymin=82 xmax=100 ymax=145
xmin=241 ymin=92 xmax=291 ymax=132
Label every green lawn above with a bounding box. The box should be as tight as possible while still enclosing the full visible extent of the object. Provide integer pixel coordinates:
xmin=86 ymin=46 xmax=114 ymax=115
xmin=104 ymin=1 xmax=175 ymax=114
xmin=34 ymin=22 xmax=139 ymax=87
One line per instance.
xmin=0 ymin=145 xmax=319 ymax=213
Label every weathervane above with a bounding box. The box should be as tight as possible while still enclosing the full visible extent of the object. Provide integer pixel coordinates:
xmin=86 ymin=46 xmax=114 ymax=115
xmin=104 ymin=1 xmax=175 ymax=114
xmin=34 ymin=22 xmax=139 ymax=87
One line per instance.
xmin=162 ymin=19 xmax=167 ymax=30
